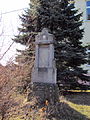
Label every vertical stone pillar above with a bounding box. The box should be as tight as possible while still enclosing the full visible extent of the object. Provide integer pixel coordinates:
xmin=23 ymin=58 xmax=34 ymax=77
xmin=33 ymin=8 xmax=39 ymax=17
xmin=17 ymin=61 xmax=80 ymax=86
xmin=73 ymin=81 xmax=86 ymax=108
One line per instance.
xmin=32 ymin=28 xmax=57 ymax=84
xmin=30 ymin=28 xmax=59 ymax=106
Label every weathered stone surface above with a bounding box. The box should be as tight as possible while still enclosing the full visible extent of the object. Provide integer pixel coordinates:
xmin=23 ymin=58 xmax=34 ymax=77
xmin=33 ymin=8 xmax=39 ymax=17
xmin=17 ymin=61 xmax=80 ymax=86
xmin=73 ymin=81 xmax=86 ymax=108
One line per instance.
xmin=32 ymin=28 xmax=57 ymax=84
xmin=28 ymin=82 xmax=60 ymax=106
xmin=38 ymin=45 xmax=49 ymax=67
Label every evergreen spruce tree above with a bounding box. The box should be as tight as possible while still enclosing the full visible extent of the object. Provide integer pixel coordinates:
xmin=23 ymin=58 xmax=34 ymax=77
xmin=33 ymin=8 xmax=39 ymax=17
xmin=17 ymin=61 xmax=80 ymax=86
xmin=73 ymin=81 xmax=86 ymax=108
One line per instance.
xmin=14 ymin=0 xmax=90 ymax=90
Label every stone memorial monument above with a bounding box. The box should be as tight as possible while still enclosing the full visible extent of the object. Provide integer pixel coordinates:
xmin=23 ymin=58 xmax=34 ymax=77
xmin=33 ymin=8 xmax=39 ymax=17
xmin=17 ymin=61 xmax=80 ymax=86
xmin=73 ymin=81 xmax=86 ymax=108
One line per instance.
xmin=32 ymin=28 xmax=57 ymax=84
xmin=29 ymin=28 xmax=59 ymax=105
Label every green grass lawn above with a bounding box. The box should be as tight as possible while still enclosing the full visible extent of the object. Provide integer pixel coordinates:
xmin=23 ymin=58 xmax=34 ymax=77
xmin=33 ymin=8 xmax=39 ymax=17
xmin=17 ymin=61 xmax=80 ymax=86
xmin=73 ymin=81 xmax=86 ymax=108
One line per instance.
xmin=67 ymin=101 xmax=90 ymax=118
xmin=61 ymin=92 xmax=90 ymax=120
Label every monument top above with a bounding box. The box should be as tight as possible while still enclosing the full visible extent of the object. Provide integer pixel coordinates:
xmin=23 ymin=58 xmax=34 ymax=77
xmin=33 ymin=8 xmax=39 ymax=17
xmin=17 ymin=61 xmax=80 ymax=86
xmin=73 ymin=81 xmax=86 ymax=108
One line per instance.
xmin=35 ymin=28 xmax=54 ymax=44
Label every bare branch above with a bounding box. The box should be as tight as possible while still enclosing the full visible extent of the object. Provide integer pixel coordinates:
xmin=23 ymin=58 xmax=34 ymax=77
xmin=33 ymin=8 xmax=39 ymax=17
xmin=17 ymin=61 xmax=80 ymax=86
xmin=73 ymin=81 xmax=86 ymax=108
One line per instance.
xmin=0 ymin=42 xmax=14 ymax=60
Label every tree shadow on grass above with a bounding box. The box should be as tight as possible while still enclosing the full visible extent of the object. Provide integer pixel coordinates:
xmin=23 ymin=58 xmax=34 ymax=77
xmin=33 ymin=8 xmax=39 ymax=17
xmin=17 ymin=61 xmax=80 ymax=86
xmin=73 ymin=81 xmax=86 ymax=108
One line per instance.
xmin=63 ymin=92 xmax=90 ymax=106
xmin=46 ymin=102 xmax=89 ymax=120
xmin=22 ymin=93 xmax=90 ymax=120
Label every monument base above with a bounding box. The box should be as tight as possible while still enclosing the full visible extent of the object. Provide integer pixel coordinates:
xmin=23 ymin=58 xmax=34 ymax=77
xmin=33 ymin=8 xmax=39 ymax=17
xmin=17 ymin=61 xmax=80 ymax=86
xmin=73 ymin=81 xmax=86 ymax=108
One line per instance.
xmin=28 ymin=82 xmax=60 ymax=106
xmin=32 ymin=67 xmax=57 ymax=84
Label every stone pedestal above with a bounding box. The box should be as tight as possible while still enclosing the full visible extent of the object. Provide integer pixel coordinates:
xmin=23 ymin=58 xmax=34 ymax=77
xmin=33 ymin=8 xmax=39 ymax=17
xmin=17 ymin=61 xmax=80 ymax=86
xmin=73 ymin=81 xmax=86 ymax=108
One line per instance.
xmin=28 ymin=82 xmax=59 ymax=106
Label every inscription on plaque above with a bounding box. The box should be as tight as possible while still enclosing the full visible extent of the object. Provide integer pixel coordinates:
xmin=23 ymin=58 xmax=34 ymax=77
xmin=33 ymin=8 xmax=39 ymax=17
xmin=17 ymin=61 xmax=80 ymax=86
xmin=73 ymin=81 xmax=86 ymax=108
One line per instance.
xmin=39 ymin=45 xmax=49 ymax=68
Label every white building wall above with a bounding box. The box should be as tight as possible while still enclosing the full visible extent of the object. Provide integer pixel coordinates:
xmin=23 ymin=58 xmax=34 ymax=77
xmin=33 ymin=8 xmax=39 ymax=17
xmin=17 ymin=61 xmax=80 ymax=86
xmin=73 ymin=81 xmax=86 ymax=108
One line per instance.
xmin=75 ymin=0 xmax=88 ymax=45
xmin=74 ymin=0 xmax=90 ymax=73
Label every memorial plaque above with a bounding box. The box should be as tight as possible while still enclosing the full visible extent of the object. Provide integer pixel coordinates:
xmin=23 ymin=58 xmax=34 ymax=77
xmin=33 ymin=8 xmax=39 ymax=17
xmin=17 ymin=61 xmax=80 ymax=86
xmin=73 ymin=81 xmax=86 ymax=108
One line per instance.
xmin=38 ymin=45 xmax=49 ymax=68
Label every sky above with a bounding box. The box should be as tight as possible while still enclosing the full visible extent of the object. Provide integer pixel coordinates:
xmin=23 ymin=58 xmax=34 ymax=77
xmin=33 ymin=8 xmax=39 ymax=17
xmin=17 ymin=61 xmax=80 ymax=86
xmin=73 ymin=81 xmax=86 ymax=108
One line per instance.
xmin=0 ymin=0 xmax=30 ymax=65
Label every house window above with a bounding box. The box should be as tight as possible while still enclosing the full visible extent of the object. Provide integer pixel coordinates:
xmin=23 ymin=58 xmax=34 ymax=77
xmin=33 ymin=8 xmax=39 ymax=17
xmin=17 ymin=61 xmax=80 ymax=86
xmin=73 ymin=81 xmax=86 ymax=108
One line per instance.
xmin=88 ymin=52 xmax=90 ymax=65
xmin=86 ymin=1 xmax=90 ymax=20
xmin=88 ymin=46 xmax=90 ymax=65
